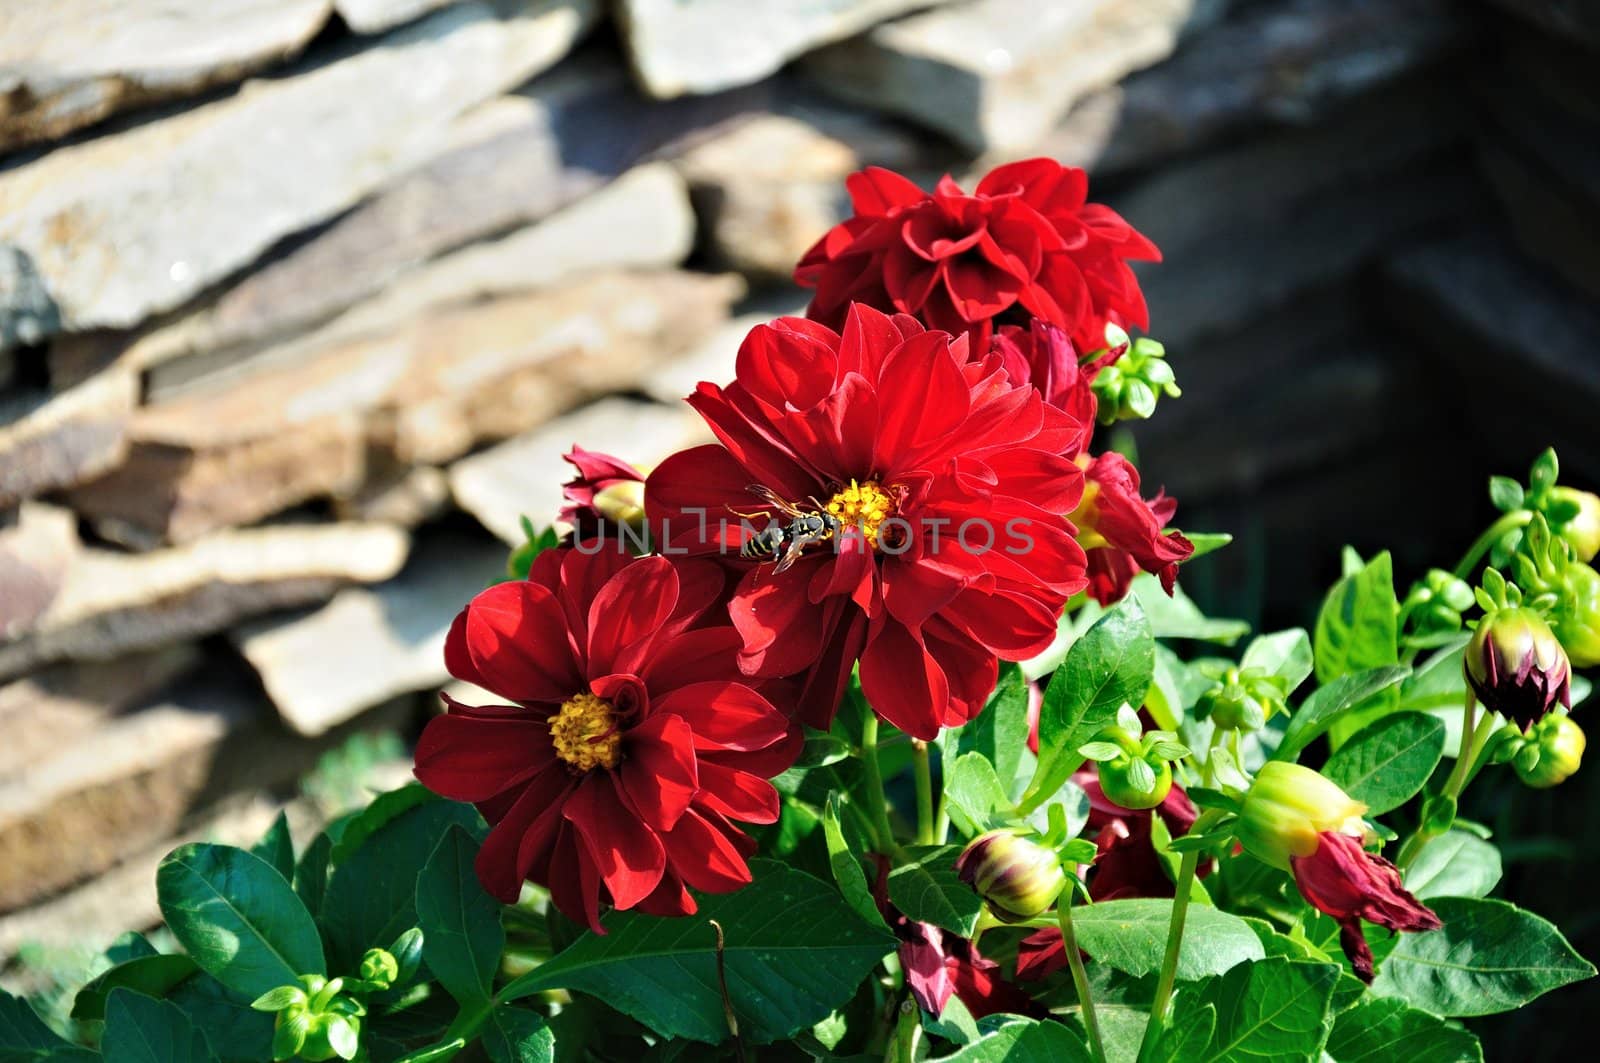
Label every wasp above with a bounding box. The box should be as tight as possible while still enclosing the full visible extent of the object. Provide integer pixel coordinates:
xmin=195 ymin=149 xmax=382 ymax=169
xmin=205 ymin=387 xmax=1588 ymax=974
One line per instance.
xmin=731 ymin=485 xmax=840 ymax=573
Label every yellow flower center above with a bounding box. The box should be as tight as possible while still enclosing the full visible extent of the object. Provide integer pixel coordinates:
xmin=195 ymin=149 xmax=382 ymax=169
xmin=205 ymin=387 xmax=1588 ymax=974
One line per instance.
xmin=549 ymin=693 xmax=622 ymax=772
xmin=826 ymin=479 xmax=895 ymax=548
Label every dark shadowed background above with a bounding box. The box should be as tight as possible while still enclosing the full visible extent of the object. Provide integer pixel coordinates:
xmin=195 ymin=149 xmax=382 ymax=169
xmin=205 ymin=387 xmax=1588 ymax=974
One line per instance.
xmin=2 ymin=0 xmax=1596 ymax=1053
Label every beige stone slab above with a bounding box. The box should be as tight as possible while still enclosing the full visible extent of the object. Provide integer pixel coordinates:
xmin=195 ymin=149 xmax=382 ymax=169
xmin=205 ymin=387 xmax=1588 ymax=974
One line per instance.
xmin=806 ymin=0 xmax=1224 ymax=153
xmin=0 ymin=521 xmax=410 ymax=680
xmin=0 ymin=504 xmax=79 ymax=640
xmin=0 ymin=0 xmax=598 ymax=342
xmin=0 ymin=368 xmax=136 ymax=507
xmin=614 ymin=0 xmax=957 ymax=98
xmin=233 ymin=530 xmax=509 ymax=735
xmin=448 ymin=396 xmax=710 ymax=545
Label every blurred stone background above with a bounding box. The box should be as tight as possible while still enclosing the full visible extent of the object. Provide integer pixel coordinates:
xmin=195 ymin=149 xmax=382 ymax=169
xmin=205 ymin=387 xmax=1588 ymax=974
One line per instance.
xmin=1 ymin=0 xmax=1597 ymax=1051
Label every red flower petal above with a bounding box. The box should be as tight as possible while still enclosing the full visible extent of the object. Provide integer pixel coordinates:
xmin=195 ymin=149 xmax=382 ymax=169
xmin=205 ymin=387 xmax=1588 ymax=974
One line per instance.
xmin=413 ymin=710 xmax=555 ymax=802
xmin=459 ymin=581 xmax=582 ymax=703
xmin=652 ymin=681 xmax=790 ymax=751
xmin=693 ymin=758 xmax=781 ymax=824
xmin=661 ymin=810 xmax=756 ymax=894
xmin=564 ymin=775 xmax=667 ymax=911
xmin=620 ymin=712 xmax=699 ymax=832
xmin=586 ymin=555 xmax=678 ymax=676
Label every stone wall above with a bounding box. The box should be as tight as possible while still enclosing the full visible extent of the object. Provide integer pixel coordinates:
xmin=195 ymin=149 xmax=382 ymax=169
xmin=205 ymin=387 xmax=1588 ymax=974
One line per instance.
xmin=1 ymin=0 xmax=1595 ymax=1012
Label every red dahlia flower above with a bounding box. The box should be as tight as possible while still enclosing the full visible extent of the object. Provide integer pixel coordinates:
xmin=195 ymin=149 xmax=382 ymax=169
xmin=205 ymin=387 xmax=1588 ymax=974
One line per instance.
xmin=560 ymin=446 xmax=647 ymax=540
xmin=645 ymin=304 xmax=1089 ymax=740
xmin=795 ymin=159 xmax=1160 ymax=354
xmin=414 ymin=546 xmax=795 ymax=931
xmin=990 ymin=318 xmax=1110 ymax=432
xmin=1074 ymin=452 xmax=1194 ymax=605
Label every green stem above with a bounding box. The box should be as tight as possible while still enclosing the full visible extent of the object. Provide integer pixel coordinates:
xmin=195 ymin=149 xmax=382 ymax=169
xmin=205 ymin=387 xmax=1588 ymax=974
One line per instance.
xmin=912 ymin=740 xmax=935 ymax=846
xmin=860 ymin=715 xmax=898 ymax=857
xmin=1397 ymin=690 xmax=1480 ymax=870
xmin=1138 ymin=849 xmax=1200 ymax=1057
xmin=1058 ymin=899 xmax=1108 ymax=1063
xmin=890 ymin=997 xmax=921 ymax=1063
xmin=1453 ymin=509 xmax=1533 ymax=580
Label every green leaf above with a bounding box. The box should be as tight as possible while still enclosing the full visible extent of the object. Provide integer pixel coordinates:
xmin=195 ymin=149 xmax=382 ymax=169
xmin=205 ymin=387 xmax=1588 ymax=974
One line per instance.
xmin=293 ymin=829 xmax=333 ymax=920
xmin=483 ymin=1006 xmax=554 ymax=1063
xmin=945 ymin=754 xmax=1013 ymax=837
xmin=1489 ymin=475 xmax=1524 ymax=512
xmin=105 ymin=932 xmax=159 ymax=966
xmin=321 ymin=797 xmax=480 ymax=972
xmin=0 ymin=990 xmax=97 ymax=1062
xmin=102 ymin=989 xmax=219 ymax=1063
xmin=249 ymin=812 xmax=294 ymax=883
xmin=501 ymin=860 xmax=894 ymax=1043
xmin=1182 ymin=532 xmax=1233 ymax=559
xmin=1069 ymin=899 xmax=1263 ymax=981
xmin=1167 ymin=957 xmax=1339 ymax=1061
xmin=934 ymin=1017 xmax=1092 ymax=1061
xmin=888 ymin=846 xmax=983 ymax=937
xmin=1240 ymin=629 xmax=1314 ymax=693
xmin=165 ymin=976 xmax=275 ymax=1063
xmin=1325 ymin=996 xmax=1481 ymax=1062
xmin=157 ymin=843 xmax=325 ymax=999
xmin=1315 ymin=551 xmax=1400 ymax=685
xmin=416 ymin=824 xmax=504 ymax=1007
xmin=1077 ymin=741 xmax=1126 ymax=762
xmin=72 ymin=954 xmax=200 ymax=1020
xmin=1149 ymin=1001 xmax=1217 ymax=1063
xmin=1371 ymin=896 xmax=1595 ymax=1016
xmin=948 ymin=663 xmax=1030 ymax=798
xmin=330 ymin=784 xmax=438 ymax=867
xmin=1134 ymin=576 xmax=1249 ymax=645
xmin=822 ymin=796 xmax=887 ymax=930
xmin=1322 ymin=713 xmax=1446 ymax=815
xmin=391 ymin=1038 xmax=467 ymax=1063
xmin=1403 ymin=831 xmax=1502 ymax=900
xmin=1273 ymin=666 xmax=1411 ymax=762
xmin=1026 ymin=599 xmax=1154 ymax=813
xmin=820 ymin=797 xmax=886 ymax=930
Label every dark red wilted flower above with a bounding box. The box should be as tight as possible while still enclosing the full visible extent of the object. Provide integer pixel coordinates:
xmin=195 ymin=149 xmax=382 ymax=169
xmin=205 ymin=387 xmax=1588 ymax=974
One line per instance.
xmin=560 ymin=446 xmax=647 ymax=539
xmin=795 ymin=159 xmax=1160 ymax=355
xmin=1292 ymin=831 xmax=1442 ymax=983
xmin=414 ymin=546 xmax=796 ymax=932
xmin=1015 ymin=770 xmax=1200 ymax=981
xmin=1074 ymin=452 xmax=1193 ymax=605
xmin=645 ymin=303 xmax=1089 ymax=740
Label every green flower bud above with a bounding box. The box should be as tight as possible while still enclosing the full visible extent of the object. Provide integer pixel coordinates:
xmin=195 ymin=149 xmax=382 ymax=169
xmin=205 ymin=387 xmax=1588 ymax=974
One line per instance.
xmin=1465 ymin=607 xmax=1572 ymax=727
xmin=358 ymin=947 xmax=399 ymax=989
xmin=1195 ymin=667 xmax=1287 ymax=731
xmin=272 ymin=1004 xmax=312 ymax=1062
xmin=1515 ymin=713 xmax=1586 ymax=789
xmin=1553 ymin=562 xmax=1600 ymax=668
xmin=1090 ymin=327 xmax=1179 ymax=425
xmin=298 ymin=1010 xmax=361 ymax=1062
xmin=1407 ymin=570 xmax=1476 ymax=637
xmin=1096 ymin=755 xmax=1173 ymax=810
xmin=1551 ymin=487 xmax=1600 ymax=563
xmin=954 ymin=829 xmax=1067 ymax=920
xmin=1235 ymin=762 xmax=1368 ymax=871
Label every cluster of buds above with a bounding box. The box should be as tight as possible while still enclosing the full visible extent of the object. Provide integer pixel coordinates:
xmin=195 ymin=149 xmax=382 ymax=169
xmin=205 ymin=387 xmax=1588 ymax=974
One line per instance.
xmin=1194 ymin=665 xmax=1290 ymax=732
xmin=1402 ymin=569 xmax=1476 ymax=642
xmin=1497 ymin=711 xmax=1588 ymax=789
xmin=1089 ymin=324 xmax=1179 ymax=424
xmin=251 ymin=934 xmax=421 ymax=1062
xmin=1077 ymin=706 xmax=1188 ymax=809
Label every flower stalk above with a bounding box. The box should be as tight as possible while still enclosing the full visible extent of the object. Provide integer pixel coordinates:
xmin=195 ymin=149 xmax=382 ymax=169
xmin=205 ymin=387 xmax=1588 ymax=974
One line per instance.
xmin=1058 ymin=898 xmax=1108 ymax=1063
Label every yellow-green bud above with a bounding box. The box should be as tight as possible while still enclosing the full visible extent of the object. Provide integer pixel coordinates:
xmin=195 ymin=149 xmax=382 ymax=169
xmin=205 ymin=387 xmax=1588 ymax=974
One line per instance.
xmin=1515 ymin=713 xmax=1586 ymax=789
xmin=358 ymin=948 xmax=399 ymax=989
xmin=594 ymin=478 xmax=647 ymax=528
xmin=1465 ymin=607 xmax=1572 ymax=726
xmin=954 ymin=830 xmax=1067 ymax=920
xmin=1553 ymin=487 xmax=1600 ymax=563
xmin=1553 ymin=563 xmax=1600 ymax=669
xmin=1235 ymin=762 xmax=1368 ymax=871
